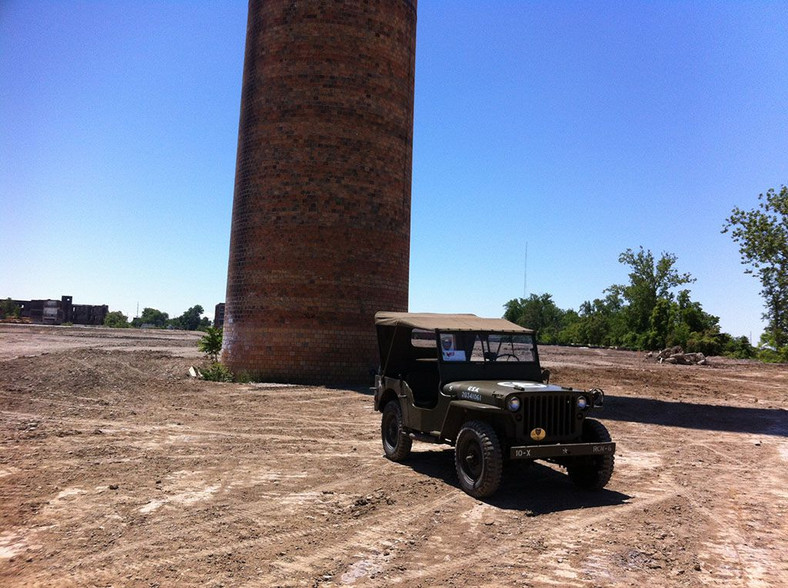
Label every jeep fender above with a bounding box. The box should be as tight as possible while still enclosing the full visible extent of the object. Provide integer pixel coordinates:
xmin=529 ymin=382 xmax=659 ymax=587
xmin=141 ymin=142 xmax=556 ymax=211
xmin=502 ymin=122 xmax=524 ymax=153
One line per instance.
xmin=440 ymin=400 xmax=503 ymax=443
xmin=376 ymin=387 xmax=401 ymax=413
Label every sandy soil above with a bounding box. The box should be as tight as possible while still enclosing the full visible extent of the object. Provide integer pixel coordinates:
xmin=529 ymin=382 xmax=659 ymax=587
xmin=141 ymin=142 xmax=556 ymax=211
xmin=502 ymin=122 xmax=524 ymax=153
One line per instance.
xmin=1 ymin=323 xmax=786 ymax=587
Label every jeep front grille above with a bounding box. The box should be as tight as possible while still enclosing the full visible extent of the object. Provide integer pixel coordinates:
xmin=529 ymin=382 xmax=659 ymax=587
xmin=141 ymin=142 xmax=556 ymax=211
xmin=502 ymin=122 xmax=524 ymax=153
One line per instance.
xmin=524 ymin=394 xmax=577 ymax=441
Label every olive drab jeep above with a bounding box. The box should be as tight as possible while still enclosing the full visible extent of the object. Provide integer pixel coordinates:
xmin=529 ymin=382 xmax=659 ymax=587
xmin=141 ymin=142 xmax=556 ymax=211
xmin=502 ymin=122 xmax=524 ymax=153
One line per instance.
xmin=373 ymin=312 xmax=615 ymax=498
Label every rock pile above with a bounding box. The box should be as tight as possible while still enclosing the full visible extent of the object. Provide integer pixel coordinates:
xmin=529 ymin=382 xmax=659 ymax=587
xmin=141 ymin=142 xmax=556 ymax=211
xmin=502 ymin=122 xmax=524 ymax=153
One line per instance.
xmin=646 ymin=346 xmax=709 ymax=365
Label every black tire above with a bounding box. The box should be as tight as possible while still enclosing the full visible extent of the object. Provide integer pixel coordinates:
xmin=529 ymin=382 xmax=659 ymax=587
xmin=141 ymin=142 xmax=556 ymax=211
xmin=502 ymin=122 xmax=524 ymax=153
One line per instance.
xmin=454 ymin=421 xmax=503 ymax=498
xmin=567 ymin=419 xmax=614 ymax=490
xmin=381 ymin=401 xmax=412 ymax=461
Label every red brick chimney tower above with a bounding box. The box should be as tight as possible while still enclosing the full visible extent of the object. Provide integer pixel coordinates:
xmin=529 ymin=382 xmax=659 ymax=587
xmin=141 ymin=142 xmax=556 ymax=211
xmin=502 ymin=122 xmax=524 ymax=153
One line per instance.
xmin=223 ymin=0 xmax=417 ymax=384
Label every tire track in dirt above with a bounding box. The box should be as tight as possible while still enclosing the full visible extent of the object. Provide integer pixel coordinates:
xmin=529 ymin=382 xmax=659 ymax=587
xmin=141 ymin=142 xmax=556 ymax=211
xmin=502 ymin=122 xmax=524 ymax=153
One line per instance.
xmin=356 ymin=486 xmax=677 ymax=587
xmin=667 ymin=438 xmax=788 ymax=587
xmin=0 ymin=406 xmax=379 ymax=450
xmin=61 ymin=484 xmax=459 ymax=586
xmin=27 ymin=406 xmax=381 ymax=567
xmin=5 ymin=418 xmax=387 ymax=584
xmin=257 ymin=492 xmax=460 ymax=586
xmin=351 ymin=431 xmax=743 ymax=586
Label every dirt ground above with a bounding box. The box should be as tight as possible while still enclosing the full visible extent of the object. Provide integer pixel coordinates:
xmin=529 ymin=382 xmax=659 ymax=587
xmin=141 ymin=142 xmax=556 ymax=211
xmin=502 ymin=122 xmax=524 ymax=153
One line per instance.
xmin=1 ymin=324 xmax=786 ymax=587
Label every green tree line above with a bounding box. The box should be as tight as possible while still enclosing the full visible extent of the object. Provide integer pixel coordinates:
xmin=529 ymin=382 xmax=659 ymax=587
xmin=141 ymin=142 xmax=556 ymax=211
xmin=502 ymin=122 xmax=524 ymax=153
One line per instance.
xmin=504 ymin=247 xmax=755 ymax=359
xmin=505 ymin=185 xmax=788 ymax=363
xmin=103 ymin=305 xmax=212 ymax=331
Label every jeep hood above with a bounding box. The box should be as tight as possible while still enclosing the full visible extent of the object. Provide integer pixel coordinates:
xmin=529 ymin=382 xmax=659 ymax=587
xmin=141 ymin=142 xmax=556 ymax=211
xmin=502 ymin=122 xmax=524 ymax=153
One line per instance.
xmin=443 ymin=380 xmax=570 ymax=398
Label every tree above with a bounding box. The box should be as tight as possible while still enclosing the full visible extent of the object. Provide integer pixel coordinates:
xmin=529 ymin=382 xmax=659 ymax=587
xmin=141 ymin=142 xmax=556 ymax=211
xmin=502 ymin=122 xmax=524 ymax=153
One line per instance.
xmin=103 ymin=310 xmax=129 ymax=328
xmin=570 ymin=289 xmax=628 ymax=347
xmin=131 ymin=307 xmax=169 ymax=328
xmin=725 ymin=335 xmax=755 ymax=359
xmin=198 ymin=327 xmax=223 ymax=362
xmin=723 ymin=186 xmax=788 ymax=348
xmin=676 ymin=290 xmax=718 ymax=334
xmin=647 ymin=298 xmax=673 ymax=350
xmin=171 ymin=305 xmax=205 ymax=331
xmin=616 ymin=247 xmax=695 ymax=336
xmin=1 ymin=298 xmax=21 ymax=319
xmin=503 ymin=293 xmax=566 ymax=343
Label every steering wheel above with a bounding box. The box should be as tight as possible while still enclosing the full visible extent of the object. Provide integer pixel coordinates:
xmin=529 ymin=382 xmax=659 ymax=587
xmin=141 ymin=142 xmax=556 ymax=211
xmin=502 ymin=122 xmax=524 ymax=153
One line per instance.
xmin=495 ymin=353 xmax=519 ymax=362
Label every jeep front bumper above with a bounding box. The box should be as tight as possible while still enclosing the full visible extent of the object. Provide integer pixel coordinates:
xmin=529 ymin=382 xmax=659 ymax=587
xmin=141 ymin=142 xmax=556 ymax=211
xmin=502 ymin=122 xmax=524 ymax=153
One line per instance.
xmin=510 ymin=441 xmax=616 ymax=460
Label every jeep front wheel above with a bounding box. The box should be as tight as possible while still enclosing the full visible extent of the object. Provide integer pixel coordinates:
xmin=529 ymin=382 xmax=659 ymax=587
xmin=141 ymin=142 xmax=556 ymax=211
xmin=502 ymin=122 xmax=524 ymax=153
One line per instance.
xmin=567 ymin=418 xmax=614 ymax=489
xmin=381 ymin=401 xmax=412 ymax=461
xmin=454 ymin=421 xmax=502 ymax=498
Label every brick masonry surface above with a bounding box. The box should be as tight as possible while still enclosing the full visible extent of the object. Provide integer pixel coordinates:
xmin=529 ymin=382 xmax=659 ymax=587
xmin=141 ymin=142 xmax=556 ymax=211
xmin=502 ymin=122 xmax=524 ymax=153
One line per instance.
xmin=223 ymin=0 xmax=417 ymax=384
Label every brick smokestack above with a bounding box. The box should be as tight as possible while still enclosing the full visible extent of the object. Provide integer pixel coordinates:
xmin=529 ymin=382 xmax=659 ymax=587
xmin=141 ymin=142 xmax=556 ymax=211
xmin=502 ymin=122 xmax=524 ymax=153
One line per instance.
xmin=223 ymin=0 xmax=417 ymax=384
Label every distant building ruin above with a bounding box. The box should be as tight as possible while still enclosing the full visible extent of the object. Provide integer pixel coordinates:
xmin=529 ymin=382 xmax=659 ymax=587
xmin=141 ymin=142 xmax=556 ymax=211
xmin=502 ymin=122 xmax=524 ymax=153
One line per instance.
xmin=214 ymin=303 xmax=225 ymax=330
xmin=6 ymin=295 xmax=108 ymax=325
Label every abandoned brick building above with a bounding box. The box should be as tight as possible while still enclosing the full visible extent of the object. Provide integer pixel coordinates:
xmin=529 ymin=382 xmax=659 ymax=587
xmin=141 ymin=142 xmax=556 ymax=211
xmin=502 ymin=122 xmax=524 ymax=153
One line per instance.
xmin=222 ymin=0 xmax=417 ymax=383
xmin=7 ymin=295 xmax=108 ymax=326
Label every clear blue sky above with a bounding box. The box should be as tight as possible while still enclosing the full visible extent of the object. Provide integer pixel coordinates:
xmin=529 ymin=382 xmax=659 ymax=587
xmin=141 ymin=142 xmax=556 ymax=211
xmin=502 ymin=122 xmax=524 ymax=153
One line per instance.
xmin=2 ymin=2 xmax=786 ymax=341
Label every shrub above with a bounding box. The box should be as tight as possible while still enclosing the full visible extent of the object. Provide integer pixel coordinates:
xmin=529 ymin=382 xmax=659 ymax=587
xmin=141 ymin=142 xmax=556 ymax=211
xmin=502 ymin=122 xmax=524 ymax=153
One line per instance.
xmin=0 ymin=298 xmax=21 ymax=319
xmin=758 ymin=345 xmax=788 ymax=363
xmin=686 ymin=331 xmax=723 ymax=356
xmin=724 ymin=336 xmax=755 ymax=359
xmin=104 ymin=311 xmax=130 ymax=328
xmin=200 ymin=362 xmax=234 ymax=382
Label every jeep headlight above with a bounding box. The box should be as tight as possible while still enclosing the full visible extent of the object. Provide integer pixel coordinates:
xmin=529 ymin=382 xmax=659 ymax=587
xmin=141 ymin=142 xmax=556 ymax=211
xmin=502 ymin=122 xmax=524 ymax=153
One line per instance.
xmin=507 ymin=396 xmax=521 ymax=412
xmin=576 ymin=396 xmax=588 ymax=410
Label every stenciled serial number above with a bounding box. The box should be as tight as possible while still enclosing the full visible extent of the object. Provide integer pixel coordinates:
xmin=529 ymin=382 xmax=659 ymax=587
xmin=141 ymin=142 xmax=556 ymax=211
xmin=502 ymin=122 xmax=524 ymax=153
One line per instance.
xmin=459 ymin=390 xmax=482 ymax=402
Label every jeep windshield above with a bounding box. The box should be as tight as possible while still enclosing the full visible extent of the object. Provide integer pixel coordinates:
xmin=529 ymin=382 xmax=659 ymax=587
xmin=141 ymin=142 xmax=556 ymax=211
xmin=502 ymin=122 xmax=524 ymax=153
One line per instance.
xmin=430 ymin=330 xmax=543 ymax=385
xmin=436 ymin=331 xmax=536 ymax=363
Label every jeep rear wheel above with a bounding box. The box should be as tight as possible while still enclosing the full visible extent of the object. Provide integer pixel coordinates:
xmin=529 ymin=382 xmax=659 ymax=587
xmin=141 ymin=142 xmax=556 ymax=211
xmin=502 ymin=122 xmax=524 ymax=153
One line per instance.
xmin=381 ymin=401 xmax=412 ymax=461
xmin=454 ymin=421 xmax=502 ymax=498
xmin=567 ymin=418 xmax=614 ymax=490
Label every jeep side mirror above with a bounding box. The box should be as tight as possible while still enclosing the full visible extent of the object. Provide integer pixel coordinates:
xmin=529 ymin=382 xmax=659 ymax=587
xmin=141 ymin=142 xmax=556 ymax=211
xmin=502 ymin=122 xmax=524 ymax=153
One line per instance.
xmin=541 ymin=368 xmax=551 ymax=384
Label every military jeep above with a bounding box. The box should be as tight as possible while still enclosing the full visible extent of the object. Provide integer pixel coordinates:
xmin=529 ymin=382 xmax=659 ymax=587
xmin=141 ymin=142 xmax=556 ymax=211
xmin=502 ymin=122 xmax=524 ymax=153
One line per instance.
xmin=373 ymin=312 xmax=615 ymax=498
